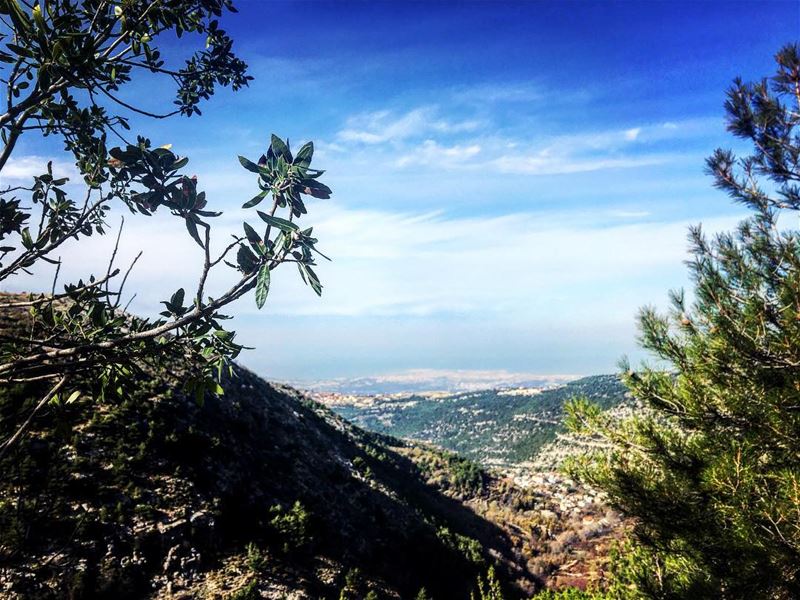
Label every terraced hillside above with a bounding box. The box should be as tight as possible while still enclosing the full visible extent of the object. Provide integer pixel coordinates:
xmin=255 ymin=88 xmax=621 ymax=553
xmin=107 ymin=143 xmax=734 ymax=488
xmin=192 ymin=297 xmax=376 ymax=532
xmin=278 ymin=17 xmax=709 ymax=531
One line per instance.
xmin=323 ymin=375 xmax=630 ymax=467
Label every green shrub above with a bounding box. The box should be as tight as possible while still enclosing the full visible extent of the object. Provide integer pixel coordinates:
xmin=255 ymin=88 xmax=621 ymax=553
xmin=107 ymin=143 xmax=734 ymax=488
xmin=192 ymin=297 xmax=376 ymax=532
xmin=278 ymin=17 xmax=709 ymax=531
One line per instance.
xmin=268 ymin=500 xmax=311 ymax=554
xmin=470 ymin=566 xmax=503 ymax=600
xmin=245 ymin=541 xmax=268 ymax=572
xmin=436 ymin=527 xmax=483 ymax=566
xmin=228 ymin=579 xmax=259 ymax=600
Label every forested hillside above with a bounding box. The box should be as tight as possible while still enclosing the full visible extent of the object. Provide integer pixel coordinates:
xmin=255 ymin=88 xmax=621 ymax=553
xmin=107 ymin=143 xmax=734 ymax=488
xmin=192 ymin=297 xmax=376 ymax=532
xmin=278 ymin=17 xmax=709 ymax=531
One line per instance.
xmin=325 ymin=375 xmax=629 ymax=467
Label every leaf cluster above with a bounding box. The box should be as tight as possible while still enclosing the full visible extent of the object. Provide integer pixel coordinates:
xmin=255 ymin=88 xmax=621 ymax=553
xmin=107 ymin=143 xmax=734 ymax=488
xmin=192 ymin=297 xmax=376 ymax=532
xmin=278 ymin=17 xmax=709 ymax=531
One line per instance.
xmin=0 ymin=2 xmax=332 ymax=456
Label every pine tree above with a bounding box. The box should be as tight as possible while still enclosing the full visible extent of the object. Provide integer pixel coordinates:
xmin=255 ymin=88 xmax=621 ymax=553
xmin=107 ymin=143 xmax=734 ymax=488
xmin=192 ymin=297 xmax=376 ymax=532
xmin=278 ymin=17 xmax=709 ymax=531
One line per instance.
xmin=567 ymin=43 xmax=800 ymax=598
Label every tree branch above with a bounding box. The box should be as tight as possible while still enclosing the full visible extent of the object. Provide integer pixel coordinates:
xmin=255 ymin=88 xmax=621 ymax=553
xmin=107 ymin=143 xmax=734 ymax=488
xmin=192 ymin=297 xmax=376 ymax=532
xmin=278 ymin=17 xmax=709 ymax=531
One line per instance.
xmin=0 ymin=375 xmax=68 ymax=459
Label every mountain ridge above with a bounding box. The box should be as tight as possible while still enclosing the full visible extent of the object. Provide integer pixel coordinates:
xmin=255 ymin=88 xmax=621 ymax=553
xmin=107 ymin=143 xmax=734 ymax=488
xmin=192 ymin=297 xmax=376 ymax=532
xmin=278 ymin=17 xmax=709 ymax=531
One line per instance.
xmin=317 ymin=375 xmax=630 ymax=468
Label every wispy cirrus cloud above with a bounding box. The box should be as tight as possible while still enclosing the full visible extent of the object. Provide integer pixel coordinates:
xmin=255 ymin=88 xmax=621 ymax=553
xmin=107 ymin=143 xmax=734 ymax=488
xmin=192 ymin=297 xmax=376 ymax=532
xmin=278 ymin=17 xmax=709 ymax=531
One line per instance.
xmin=395 ymin=140 xmax=482 ymax=167
xmin=329 ymin=99 xmax=716 ymax=177
xmin=451 ymin=81 xmax=545 ymax=104
xmin=337 ymin=107 xmax=481 ymax=145
xmin=373 ymin=128 xmax=672 ymax=176
xmin=489 ymin=153 xmax=668 ymax=175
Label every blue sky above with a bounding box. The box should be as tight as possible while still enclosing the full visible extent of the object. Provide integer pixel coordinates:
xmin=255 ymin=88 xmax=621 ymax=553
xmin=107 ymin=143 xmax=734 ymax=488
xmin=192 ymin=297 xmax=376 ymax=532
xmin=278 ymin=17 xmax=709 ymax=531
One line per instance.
xmin=6 ymin=0 xmax=800 ymax=381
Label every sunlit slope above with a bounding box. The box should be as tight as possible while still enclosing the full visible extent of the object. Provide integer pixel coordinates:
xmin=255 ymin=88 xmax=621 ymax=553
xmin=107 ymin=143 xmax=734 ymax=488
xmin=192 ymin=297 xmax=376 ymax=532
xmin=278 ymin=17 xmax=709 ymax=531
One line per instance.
xmin=330 ymin=375 xmax=629 ymax=467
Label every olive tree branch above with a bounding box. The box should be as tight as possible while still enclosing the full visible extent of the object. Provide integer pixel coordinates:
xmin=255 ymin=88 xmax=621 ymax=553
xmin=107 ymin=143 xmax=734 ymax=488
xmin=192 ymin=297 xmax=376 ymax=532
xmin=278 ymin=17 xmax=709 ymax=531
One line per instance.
xmin=0 ymin=245 xmax=289 ymax=381
xmin=0 ymin=193 xmax=107 ymax=282
xmin=0 ymin=269 xmax=122 ymax=309
xmin=0 ymin=375 xmax=68 ymax=459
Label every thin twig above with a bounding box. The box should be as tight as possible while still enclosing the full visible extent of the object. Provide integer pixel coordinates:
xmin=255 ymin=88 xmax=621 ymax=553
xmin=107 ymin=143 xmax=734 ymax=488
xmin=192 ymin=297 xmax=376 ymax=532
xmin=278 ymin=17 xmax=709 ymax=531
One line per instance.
xmin=105 ymin=216 xmax=125 ymax=297
xmin=50 ymin=257 xmax=62 ymax=297
xmin=195 ymin=222 xmax=211 ymax=305
xmin=0 ymin=269 xmax=121 ymax=308
xmin=123 ymin=293 xmax=137 ymax=313
xmin=94 ymin=81 xmax=180 ymax=120
xmin=114 ymin=251 xmax=142 ymax=309
xmin=0 ymin=376 xmax=68 ymax=459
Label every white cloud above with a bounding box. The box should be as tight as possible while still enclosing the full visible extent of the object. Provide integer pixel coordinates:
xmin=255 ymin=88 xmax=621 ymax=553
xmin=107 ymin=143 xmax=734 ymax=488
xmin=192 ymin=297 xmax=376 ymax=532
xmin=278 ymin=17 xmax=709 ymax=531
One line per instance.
xmin=2 ymin=156 xmax=78 ymax=182
xmin=4 ymin=201 xmax=742 ymax=323
xmin=255 ymin=204 xmax=740 ymax=320
xmin=452 ymin=81 xmax=543 ymax=104
xmin=608 ymin=209 xmax=651 ymax=219
xmin=625 ymin=127 xmax=641 ymax=141
xmin=395 ymin=140 xmax=481 ymax=167
xmin=326 ymin=115 xmax=710 ymax=178
xmin=337 ymin=107 xmax=480 ymax=145
xmin=490 ymin=153 xmax=666 ymax=175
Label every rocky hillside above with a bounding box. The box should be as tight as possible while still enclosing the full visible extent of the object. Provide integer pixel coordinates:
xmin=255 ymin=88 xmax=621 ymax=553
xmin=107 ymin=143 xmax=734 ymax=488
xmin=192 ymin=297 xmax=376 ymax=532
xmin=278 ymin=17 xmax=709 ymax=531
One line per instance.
xmin=0 ymin=301 xmax=629 ymax=599
xmin=0 ymin=362 xmax=513 ymax=599
xmin=321 ymin=376 xmax=629 ymax=468
xmin=0 ymin=291 xmax=633 ymax=599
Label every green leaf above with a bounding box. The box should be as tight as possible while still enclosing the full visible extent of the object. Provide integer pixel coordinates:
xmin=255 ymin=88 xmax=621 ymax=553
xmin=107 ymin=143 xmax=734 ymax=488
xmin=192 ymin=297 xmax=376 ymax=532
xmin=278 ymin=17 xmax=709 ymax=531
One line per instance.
xmin=89 ymin=302 xmax=107 ymax=326
xmin=297 ymin=264 xmax=323 ymax=296
xmin=255 ymin=264 xmax=270 ymax=309
xmin=6 ymin=43 xmax=34 ymax=58
xmin=257 ymin=211 xmax=298 ymax=231
xmin=305 ymin=265 xmax=320 ymax=283
xmin=171 ymin=287 xmax=185 ymax=308
xmin=242 ymin=189 xmax=268 ymax=208
xmin=65 ymin=390 xmax=81 ymax=405
xmin=20 ymin=227 xmax=33 ymax=250
xmin=237 ymin=245 xmax=258 ymax=273
xmin=294 ymin=141 xmax=314 ymax=167
xmin=238 ymin=155 xmax=260 ymax=173
xmin=243 ymin=222 xmax=262 ymax=248
xmin=270 ymin=134 xmax=292 ymax=162
xmin=302 ymin=179 xmax=332 ymax=199
xmin=185 ymin=217 xmax=204 ymax=247
xmin=273 ymin=231 xmax=286 ymax=251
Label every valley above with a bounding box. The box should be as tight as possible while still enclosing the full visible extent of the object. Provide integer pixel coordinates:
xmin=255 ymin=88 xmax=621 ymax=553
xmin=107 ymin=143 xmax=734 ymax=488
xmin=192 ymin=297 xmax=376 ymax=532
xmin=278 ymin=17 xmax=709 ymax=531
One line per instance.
xmin=311 ymin=375 xmax=630 ymax=469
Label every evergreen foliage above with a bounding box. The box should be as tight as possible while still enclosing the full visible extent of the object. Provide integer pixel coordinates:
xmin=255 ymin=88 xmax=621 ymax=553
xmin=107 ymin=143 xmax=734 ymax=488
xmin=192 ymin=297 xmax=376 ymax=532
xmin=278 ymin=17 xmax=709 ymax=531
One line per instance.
xmin=471 ymin=566 xmax=504 ymax=600
xmin=566 ymin=43 xmax=800 ymax=598
xmin=268 ymin=500 xmax=312 ymax=555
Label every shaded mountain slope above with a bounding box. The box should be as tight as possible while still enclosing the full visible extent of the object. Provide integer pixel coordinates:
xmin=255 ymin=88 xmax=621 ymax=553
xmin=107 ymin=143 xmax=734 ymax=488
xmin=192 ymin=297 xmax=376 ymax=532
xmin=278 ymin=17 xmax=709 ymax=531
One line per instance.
xmin=0 ymin=358 xmax=536 ymax=599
